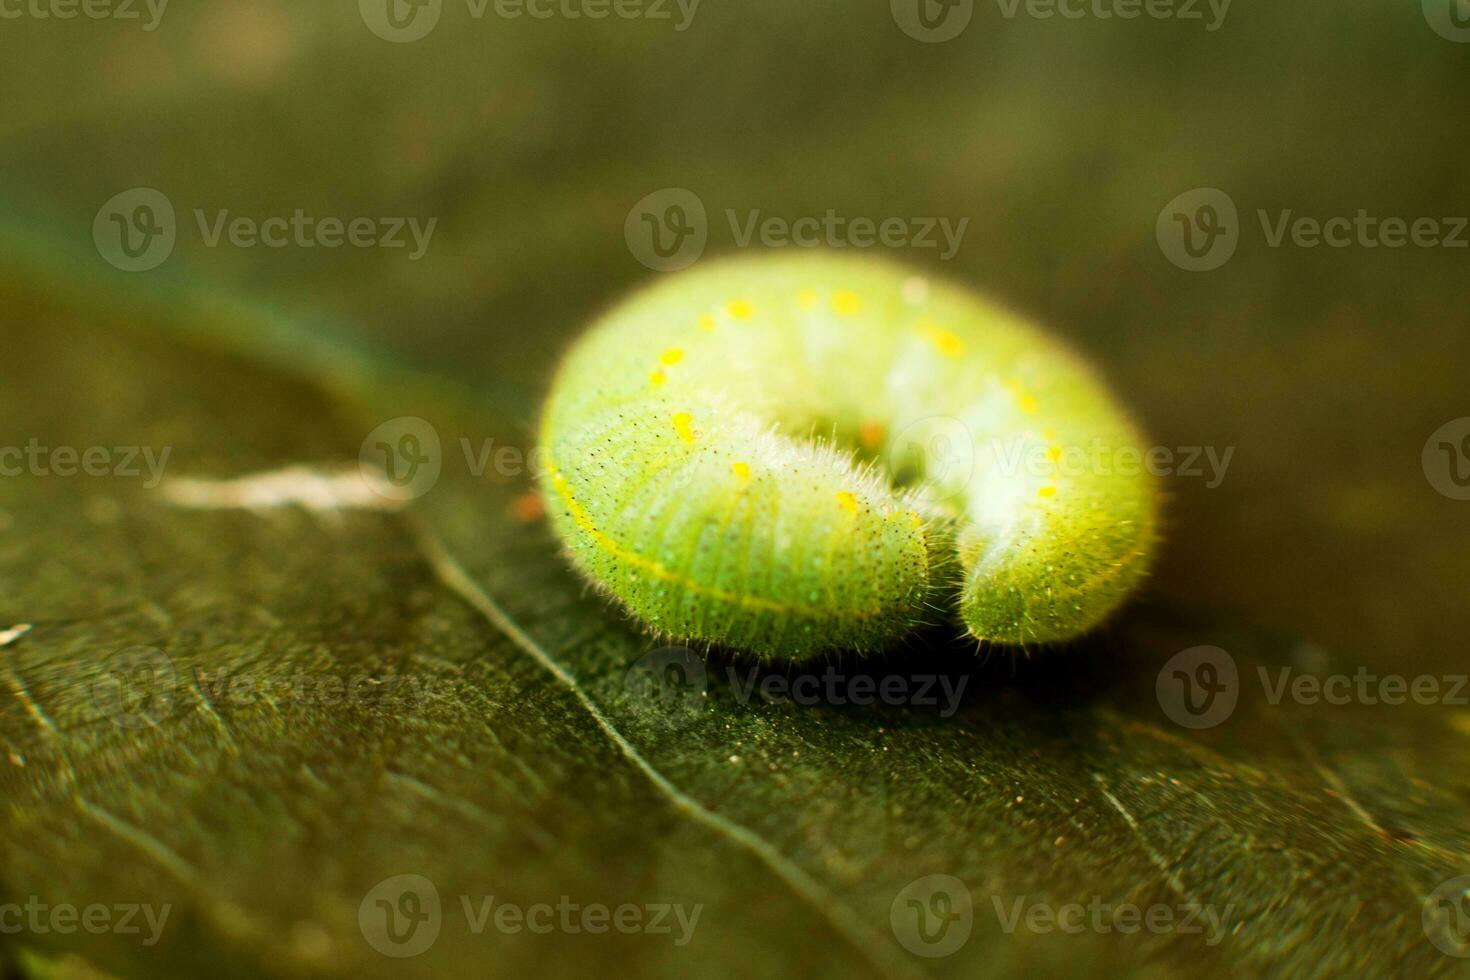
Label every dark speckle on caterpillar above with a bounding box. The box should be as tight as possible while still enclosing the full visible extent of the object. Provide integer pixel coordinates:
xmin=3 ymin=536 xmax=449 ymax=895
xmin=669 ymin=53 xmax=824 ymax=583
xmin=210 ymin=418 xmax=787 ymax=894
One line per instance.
xmin=538 ymin=253 xmax=1159 ymax=660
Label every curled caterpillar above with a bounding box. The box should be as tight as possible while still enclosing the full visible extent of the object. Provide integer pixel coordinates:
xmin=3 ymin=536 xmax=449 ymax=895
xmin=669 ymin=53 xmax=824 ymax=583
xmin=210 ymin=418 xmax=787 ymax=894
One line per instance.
xmin=538 ymin=254 xmax=1158 ymax=659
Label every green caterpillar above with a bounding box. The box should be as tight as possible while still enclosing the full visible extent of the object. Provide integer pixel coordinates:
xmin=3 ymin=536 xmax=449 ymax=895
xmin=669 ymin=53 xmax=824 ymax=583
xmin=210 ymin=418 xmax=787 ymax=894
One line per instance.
xmin=538 ymin=254 xmax=1158 ymax=659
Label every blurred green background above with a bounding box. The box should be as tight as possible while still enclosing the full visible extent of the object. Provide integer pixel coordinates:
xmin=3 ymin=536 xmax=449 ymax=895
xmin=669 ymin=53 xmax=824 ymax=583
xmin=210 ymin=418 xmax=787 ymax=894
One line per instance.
xmin=5 ymin=0 xmax=1467 ymax=672
xmin=3 ymin=2 xmax=1470 ymax=977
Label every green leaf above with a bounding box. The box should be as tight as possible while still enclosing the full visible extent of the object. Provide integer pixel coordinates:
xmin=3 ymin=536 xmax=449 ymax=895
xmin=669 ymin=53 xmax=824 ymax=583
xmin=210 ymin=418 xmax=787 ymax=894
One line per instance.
xmin=1 ymin=274 xmax=1466 ymax=980
xmin=2 ymin=5 xmax=1469 ymax=975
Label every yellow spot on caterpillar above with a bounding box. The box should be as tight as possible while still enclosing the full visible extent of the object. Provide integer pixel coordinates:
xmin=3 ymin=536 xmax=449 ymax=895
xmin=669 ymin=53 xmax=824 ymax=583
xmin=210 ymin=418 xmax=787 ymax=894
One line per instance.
xmin=917 ymin=321 xmax=966 ymax=359
xmin=673 ymin=412 xmax=698 ymax=443
xmin=699 ymin=314 xmax=717 ymax=332
xmin=796 ymin=289 xmax=818 ymax=310
xmin=1038 ymin=484 xmax=1057 ymax=498
xmin=836 ymin=491 xmax=859 ymax=515
xmin=858 ymin=421 xmax=886 ymax=450
xmin=726 ymin=299 xmax=754 ymax=320
xmin=1017 ymin=393 xmax=1040 ymax=414
xmin=1046 ymin=445 xmax=1063 ymax=462
xmin=831 ymin=290 xmax=862 ymax=315
xmin=649 ymin=369 xmax=667 ymax=386
xmin=732 ymin=462 xmax=751 ymax=482
xmin=661 ymin=347 xmax=685 ymax=365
